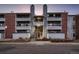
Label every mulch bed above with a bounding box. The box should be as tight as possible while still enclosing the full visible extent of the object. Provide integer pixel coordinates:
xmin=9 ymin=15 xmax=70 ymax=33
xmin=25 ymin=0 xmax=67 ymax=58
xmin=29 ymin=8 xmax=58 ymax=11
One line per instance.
xmin=0 ymin=38 xmax=78 ymax=43
xmin=0 ymin=39 xmax=31 ymax=42
xmin=50 ymin=39 xmax=74 ymax=42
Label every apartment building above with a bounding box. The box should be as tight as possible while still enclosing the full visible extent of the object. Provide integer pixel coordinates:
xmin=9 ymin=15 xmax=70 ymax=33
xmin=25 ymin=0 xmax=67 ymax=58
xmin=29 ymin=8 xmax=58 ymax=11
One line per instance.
xmin=46 ymin=12 xmax=67 ymax=40
xmin=0 ymin=4 xmax=77 ymax=41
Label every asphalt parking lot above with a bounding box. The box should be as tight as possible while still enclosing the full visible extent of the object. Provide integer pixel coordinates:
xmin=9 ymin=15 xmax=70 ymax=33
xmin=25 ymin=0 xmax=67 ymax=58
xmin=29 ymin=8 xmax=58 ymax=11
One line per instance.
xmin=0 ymin=41 xmax=79 ymax=54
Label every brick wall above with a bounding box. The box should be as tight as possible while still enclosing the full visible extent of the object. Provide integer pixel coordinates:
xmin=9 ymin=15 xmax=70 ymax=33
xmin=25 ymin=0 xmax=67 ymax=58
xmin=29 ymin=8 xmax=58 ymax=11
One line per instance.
xmin=75 ymin=15 xmax=79 ymax=40
xmin=5 ymin=13 xmax=15 ymax=39
xmin=61 ymin=13 xmax=68 ymax=40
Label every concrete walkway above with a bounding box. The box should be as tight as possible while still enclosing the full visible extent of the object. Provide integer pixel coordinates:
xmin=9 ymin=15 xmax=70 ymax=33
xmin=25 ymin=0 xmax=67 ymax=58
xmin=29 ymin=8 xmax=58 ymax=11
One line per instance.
xmin=0 ymin=41 xmax=79 ymax=45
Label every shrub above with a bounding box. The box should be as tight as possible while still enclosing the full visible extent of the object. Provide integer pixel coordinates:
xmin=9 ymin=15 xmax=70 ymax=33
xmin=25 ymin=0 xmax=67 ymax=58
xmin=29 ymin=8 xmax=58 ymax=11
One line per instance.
xmin=14 ymin=37 xmax=25 ymax=42
xmin=42 ymin=37 xmax=48 ymax=41
xmin=25 ymin=37 xmax=31 ymax=42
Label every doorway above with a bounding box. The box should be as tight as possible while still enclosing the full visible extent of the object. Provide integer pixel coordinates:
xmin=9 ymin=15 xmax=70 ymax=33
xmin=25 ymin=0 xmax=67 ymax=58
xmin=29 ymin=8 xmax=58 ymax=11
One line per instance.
xmin=34 ymin=26 xmax=43 ymax=40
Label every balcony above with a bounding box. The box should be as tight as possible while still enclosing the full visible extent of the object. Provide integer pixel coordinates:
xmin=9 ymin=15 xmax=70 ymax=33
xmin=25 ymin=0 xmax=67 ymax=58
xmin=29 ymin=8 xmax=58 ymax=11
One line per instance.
xmin=16 ymin=18 xmax=31 ymax=21
xmin=0 ymin=18 xmax=5 ymax=21
xmin=47 ymin=26 xmax=62 ymax=30
xmin=47 ymin=17 xmax=62 ymax=21
xmin=33 ymin=22 xmax=43 ymax=26
xmin=16 ymin=26 xmax=31 ymax=30
xmin=47 ymin=33 xmax=65 ymax=39
xmin=0 ymin=33 xmax=4 ymax=39
xmin=13 ymin=33 xmax=31 ymax=39
xmin=0 ymin=26 xmax=5 ymax=30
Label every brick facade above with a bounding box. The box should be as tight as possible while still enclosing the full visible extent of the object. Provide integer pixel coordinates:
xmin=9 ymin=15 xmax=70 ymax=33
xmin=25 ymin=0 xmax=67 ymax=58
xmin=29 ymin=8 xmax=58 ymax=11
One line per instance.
xmin=74 ymin=15 xmax=79 ymax=40
xmin=61 ymin=13 xmax=68 ymax=40
xmin=5 ymin=13 xmax=15 ymax=39
xmin=3 ymin=13 xmax=68 ymax=40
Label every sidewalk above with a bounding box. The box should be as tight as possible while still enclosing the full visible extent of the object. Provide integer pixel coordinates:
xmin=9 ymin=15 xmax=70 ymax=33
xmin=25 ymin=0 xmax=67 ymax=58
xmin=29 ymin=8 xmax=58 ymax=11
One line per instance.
xmin=0 ymin=41 xmax=79 ymax=45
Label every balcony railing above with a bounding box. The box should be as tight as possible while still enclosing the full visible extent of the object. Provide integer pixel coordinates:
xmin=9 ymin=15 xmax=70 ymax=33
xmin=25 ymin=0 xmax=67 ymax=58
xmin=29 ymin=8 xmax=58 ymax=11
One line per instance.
xmin=0 ymin=18 xmax=5 ymax=21
xmin=0 ymin=26 xmax=5 ymax=30
xmin=47 ymin=26 xmax=62 ymax=30
xmin=48 ymin=24 xmax=61 ymax=26
xmin=16 ymin=18 xmax=31 ymax=21
xmin=16 ymin=26 xmax=31 ymax=30
xmin=47 ymin=17 xmax=62 ymax=21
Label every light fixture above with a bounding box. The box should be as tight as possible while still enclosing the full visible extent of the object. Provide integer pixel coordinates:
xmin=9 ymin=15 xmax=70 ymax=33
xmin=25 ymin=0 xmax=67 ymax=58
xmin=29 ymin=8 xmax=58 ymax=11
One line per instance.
xmin=5 ymin=26 xmax=7 ymax=29
xmin=37 ymin=17 xmax=41 ymax=20
xmin=37 ymin=23 xmax=41 ymax=26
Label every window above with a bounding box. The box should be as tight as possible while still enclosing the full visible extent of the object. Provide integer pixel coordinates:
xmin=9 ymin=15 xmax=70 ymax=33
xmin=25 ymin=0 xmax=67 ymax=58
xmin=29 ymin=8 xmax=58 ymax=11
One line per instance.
xmin=0 ymin=21 xmax=4 ymax=26
xmin=48 ymin=21 xmax=61 ymax=26
xmin=17 ymin=30 xmax=30 ymax=33
xmin=17 ymin=21 xmax=30 ymax=23
xmin=16 ymin=14 xmax=30 ymax=18
xmin=55 ymin=14 xmax=61 ymax=17
xmin=0 ymin=30 xmax=4 ymax=33
xmin=17 ymin=21 xmax=30 ymax=26
xmin=0 ymin=14 xmax=4 ymax=18
xmin=73 ymin=25 xmax=75 ymax=30
xmin=48 ymin=13 xmax=61 ymax=17
xmin=48 ymin=14 xmax=54 ymax=17
xmin=73 ymin=33 xmax=76 ymax=37
xmin=48 ymin=30 xmax=61 ymax=33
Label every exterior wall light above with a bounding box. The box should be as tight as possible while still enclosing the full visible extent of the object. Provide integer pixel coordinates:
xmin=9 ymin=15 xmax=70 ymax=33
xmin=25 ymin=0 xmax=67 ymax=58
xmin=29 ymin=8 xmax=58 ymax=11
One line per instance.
xmin=5 ymin=26 xmax=7 ymax=29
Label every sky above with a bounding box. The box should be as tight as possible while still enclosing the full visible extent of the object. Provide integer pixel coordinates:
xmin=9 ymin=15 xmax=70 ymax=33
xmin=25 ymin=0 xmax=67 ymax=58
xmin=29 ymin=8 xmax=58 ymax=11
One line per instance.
xmin=0 ymin=4 xmax=79 ymax=15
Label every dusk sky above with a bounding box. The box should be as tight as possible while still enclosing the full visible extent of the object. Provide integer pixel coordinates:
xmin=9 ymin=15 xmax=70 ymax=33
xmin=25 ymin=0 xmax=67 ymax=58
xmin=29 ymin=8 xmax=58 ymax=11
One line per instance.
xmin=0 ymin=4 xmax=79 ymax=15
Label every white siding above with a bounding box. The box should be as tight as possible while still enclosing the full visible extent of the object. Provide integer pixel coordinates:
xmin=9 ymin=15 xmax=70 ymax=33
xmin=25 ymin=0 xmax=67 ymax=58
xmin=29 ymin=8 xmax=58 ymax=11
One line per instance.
xmin=67 ymin=16 xmax=74 ymax=40
xmin=13 ymin=33 xmax=30 ymax=39
xmin=47 ymin=33 xmax=65 ymax=39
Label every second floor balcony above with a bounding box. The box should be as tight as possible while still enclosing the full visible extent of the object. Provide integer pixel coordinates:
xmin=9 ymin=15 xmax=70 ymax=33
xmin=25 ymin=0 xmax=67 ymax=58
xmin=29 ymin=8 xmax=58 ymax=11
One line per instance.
xmin=47 ymin=17 xmax=62 ymax=21
xmin=47 ymin=25 xmax=62 ymax=30
xmin=16 ymin=18 xmax=31 ymax=21
xmin=0 ymin=18 xmax=5 ymax=21
xmin=16 ymin=26 xmax=31 ymax=30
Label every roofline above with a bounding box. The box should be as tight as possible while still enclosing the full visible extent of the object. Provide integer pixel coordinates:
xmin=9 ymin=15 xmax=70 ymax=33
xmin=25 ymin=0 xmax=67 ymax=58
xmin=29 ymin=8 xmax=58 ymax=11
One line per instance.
xmin=0 ymin=12 xmax=78 ymax=16
xmin=0 ymin=12 xmax=31 ymax=14
xmin=68 ymin=15 xmax=76 ymax=16
xmin=47 ymin=12 xmax=68 ymax=14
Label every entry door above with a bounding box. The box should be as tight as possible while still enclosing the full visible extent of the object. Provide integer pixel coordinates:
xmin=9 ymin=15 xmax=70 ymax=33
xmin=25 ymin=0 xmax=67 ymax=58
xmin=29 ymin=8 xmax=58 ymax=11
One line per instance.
xmin=35 ymin=26 xmax=43 ymax=40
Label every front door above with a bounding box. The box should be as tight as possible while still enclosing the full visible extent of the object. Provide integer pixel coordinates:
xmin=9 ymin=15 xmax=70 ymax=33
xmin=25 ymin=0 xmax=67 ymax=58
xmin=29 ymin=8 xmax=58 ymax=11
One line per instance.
xmin=34 ymin=26 xmax=43 ymax=40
